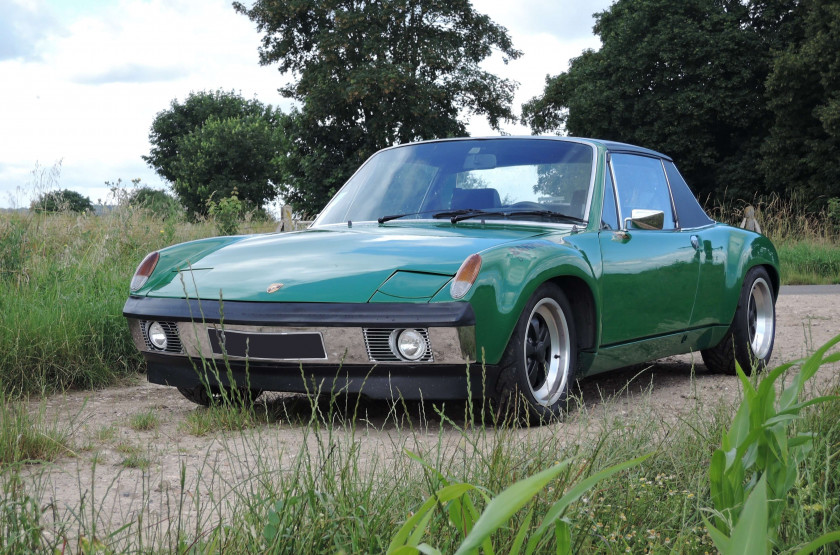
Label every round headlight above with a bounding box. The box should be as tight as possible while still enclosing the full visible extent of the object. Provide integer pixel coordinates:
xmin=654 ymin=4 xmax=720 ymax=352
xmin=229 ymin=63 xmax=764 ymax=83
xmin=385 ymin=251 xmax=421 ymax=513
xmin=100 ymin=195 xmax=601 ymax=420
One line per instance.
xmin=147 ymin=322 xmax=168 ymax=351
xmin=394 ymin=329 xmax=427 ymax=361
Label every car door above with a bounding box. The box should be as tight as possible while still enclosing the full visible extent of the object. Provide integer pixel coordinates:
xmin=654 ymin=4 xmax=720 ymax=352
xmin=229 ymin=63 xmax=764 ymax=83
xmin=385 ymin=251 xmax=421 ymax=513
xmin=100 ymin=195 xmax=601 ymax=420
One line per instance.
xmin=598 ymin=153 xmax=701 ymax=346
xmin=660 ymin=160 xmax=726 ymax=328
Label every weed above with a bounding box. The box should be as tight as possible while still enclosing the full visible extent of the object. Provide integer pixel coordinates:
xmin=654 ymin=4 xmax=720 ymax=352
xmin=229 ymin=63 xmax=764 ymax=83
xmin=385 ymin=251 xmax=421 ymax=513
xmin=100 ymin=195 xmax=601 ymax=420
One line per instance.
xmin=94 ymin=425 xmax=118 ymax=443
xmin=207 ymin=189 xmax=244 ymax=236
xmin=180 ymin=403 xmax=270 ymax=437
xmin=0 ymin=390 xmax=72 ymax=467
xmin=120 ymin=453 xmax=152 ymax=470
xmin=128 ymin=410 xmax=159 ymax=432
xmin=704 ymin=333 xmax=840 ymax=553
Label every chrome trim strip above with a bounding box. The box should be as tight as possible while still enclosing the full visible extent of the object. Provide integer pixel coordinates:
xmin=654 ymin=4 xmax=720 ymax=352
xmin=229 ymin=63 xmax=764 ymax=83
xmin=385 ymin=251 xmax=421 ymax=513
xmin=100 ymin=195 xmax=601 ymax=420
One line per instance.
xmin=659 ymin=158 xmax=680 ymax=229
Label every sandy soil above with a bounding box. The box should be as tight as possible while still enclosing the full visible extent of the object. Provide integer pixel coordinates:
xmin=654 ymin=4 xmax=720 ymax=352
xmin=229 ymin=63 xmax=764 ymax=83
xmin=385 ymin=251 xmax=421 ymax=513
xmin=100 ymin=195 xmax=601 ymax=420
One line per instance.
xmin=20 ymin=290 xmax=840 ymax=545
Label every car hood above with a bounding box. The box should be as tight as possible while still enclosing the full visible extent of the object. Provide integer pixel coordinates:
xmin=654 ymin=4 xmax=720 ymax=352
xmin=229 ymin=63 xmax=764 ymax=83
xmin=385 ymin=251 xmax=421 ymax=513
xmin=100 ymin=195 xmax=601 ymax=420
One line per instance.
xmin=143 ymin=223 xmax=558 ymax=302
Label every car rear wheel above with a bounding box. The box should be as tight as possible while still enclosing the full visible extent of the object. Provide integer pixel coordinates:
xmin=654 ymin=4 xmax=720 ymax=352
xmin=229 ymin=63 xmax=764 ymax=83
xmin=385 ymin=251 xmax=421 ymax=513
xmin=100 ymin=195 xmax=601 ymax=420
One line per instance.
xmin=701 ymin=266 xmax=775 ymax=375
xmin=495 ymin=283 xmax=577 ymax=423
xmin=177 ymin=385 xmax=262 ymax=407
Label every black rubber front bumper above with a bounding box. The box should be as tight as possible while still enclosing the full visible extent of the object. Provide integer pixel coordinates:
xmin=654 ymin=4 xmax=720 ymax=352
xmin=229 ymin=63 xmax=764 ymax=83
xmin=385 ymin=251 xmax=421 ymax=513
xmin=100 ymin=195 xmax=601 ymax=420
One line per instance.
xmin=123 ymin=296 xmax=476 ymax=327
xmin=143 ymin=352 xmax=499 ymax=401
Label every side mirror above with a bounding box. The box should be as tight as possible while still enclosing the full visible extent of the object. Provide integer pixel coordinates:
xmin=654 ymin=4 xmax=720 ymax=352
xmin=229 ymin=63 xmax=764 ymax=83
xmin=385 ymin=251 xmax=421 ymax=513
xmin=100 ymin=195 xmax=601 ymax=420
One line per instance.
xmin=624 ymin=209 xmax=665 ymax=230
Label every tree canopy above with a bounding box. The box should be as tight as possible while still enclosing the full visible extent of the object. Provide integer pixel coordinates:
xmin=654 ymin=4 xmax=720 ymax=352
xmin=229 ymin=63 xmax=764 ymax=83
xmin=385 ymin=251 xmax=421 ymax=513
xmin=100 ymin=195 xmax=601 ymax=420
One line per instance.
xmin=522 ymin=0 xmax=773 ymax=200
xmin=761 ymin=0 xmax=840 ymax=203
xmin=143 ymin=90 xmax=285 ymax=216
xmin=31 ymin=190 xmax=93 ymax=213
xmin=234 ymin=0 xmax=521 ymax=215
xmin=522 ymin=0 xmax=839 ymax=206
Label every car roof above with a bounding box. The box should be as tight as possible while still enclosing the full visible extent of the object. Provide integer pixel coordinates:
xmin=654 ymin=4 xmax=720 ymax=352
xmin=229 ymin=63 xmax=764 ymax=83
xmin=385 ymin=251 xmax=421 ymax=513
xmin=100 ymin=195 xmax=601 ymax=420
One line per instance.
xmin=593 ymin=139 xmax=672 ymax=160
xmin=400 ymin=136 xmax=672 ymax=161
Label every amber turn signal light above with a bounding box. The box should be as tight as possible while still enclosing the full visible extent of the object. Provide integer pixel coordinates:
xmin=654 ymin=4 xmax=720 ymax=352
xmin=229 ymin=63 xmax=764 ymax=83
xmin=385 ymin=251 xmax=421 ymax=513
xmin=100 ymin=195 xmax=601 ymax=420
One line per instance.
xmin=130 ymin=251 xmax=160 ymax=291
xmin=450 ymin=253 xmax=482 ymax=299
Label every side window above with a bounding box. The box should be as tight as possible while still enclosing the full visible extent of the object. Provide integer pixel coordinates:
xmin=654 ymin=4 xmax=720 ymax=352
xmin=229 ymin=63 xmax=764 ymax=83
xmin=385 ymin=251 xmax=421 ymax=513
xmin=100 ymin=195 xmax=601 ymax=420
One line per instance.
xmin=601 ymin=166 xmax=619 ymax=230
xmin=663 ymin=161 xmax=714 ymax=228
xmin=610 ymin=153 xmax=675 ymax=230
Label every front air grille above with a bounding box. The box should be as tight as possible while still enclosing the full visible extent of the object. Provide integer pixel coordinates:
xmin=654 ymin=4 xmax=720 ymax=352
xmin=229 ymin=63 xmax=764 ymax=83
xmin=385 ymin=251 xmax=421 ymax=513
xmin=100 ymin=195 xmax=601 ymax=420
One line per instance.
xmin=363 ymin=328 xmax=434 ymax=362
xmin=140 ymin=320 xmax=183 ymax=353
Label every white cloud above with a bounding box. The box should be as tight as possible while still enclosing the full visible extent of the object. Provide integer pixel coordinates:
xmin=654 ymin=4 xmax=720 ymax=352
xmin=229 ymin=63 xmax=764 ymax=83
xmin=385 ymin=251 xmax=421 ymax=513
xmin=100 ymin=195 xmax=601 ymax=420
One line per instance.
xmin=0 ymin=0 xmax=62 ymax=61
xmin=0 ymin=0 xmax=291 ymax=207
xmin=0 ymin=0 xmax=610 ymax=207
xmin=473 ymin=0 xmax=613 ymax=39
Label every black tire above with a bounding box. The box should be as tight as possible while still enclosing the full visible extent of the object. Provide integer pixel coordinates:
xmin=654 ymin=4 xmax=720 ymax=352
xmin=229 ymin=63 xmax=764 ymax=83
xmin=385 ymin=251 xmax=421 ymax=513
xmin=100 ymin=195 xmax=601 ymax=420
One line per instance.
xmin=701 ymin=266 xmax=775 ymax=375
xmin=495 ymin=283 xmax=578 ymax=423
xmin=177 ymin=385 xmax=262 ymax=407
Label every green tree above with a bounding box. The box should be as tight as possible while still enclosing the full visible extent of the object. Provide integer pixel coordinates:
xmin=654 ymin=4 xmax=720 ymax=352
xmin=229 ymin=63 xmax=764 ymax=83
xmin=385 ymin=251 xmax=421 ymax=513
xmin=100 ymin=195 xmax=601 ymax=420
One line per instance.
xmin=761 ymin=0 xmax=840 ymax=204
xmin=234 ymin=0 xmax=521 ymax=215
xmin=169 ymin=114 xmax=284 ymax=216
xmin=143 ymin=90 xmax=284 ymax=216
xmin=522 ymin=0 xmax=778 ymax=200
xmin=31 ymin=189 xmax=93 ymax=213
xmin=128 ymin=187 xmax=180 ymax=217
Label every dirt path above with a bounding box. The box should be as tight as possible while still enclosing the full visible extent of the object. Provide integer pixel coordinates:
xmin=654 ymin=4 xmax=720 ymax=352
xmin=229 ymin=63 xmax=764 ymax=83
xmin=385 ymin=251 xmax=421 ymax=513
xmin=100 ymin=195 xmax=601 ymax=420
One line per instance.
xmin=21 ymin=291 xmax=840 ymax=544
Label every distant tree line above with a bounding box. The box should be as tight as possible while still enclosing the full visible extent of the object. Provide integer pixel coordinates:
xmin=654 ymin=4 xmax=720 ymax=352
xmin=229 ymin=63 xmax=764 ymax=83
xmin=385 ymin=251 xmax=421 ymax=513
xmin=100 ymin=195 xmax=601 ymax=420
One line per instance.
xmin=144 ymin=0 xmax=838 ymax=217
xmin=523 ymin=0 xmax=840 ymax=207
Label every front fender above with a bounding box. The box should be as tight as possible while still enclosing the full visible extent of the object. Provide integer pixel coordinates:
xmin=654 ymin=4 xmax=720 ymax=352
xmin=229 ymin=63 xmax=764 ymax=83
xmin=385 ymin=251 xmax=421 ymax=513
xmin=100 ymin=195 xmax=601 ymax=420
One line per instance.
xmin=431 ymin=234 xmax=599 ymax=365
xmin=135 ymin=235 xmax=251 ymax=296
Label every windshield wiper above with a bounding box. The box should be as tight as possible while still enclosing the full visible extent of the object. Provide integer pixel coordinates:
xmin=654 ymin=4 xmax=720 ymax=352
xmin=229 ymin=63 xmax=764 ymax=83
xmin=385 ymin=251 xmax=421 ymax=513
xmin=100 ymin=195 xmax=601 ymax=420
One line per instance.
xmin=378 ymin=209 xmax=455 ymax=223
xmin=380 ymin=208 xmax=587 ymax=225
xmin=450 ymin=209 xmax=586 ymax=224
xmin=377 ymin=212 xmax=414 ymax=224
xmin=430 ymin=209 xmax=502 ymax=223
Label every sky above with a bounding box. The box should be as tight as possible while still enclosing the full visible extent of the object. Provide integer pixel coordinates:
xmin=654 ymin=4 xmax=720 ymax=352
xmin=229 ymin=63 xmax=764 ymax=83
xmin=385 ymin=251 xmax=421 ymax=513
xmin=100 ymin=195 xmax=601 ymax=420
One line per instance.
xmin=0 ymin=0 xmax=612 ymax=209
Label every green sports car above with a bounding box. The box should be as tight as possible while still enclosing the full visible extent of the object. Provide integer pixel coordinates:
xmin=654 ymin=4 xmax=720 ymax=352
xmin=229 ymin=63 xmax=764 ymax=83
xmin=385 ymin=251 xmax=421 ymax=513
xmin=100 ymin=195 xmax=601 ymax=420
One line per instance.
xmin=124 ymin=137 xmax=778 ymax=420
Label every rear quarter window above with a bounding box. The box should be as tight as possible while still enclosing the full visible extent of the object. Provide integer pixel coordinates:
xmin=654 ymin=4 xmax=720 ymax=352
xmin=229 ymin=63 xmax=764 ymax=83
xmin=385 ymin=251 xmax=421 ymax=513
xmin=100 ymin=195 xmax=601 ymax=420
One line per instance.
xmin=664 ymin=161 xmax=714 ymax=228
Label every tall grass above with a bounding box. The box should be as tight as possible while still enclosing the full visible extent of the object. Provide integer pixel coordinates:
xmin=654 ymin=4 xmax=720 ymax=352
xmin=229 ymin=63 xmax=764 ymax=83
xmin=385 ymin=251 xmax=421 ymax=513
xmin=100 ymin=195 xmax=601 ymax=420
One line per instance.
xmin=0 ymin=360 xmax=837 ymax=553
xmin=708 ymin=194 xmax=840 ymax=284
xmin=0 ymin=390 xmax=73 ymax=467
xmin=0 ymin=207 xmax=274 ymax=395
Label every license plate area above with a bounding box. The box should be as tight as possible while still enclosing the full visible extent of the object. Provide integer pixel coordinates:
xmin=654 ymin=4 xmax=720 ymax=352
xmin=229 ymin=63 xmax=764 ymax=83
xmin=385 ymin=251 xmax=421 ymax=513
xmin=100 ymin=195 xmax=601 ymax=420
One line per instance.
xmin=208 ymin=329 xmax=327 ymax=360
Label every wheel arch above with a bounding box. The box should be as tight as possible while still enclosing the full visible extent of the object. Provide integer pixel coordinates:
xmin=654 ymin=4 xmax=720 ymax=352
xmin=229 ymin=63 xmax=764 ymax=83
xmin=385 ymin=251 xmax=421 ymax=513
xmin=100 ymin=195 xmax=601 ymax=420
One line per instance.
xmin=546 ymin=275 xmax=597 ymax=351
xmin=457 ymin=238 xmax=600 ymax=365
xmin=758 ymin=262 xmax=780 ymax=300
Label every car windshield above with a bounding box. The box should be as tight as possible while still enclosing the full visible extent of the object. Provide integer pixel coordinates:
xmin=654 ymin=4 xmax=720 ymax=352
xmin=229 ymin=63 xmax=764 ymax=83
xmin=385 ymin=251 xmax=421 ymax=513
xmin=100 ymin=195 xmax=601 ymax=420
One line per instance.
xmin=313 ymin=139 xmax=595 ymax=226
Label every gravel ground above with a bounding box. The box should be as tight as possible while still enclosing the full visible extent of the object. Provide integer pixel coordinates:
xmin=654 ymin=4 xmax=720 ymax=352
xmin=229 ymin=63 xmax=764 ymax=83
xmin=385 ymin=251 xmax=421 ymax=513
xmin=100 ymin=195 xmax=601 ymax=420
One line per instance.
xmin=21 ymin=290 xmax=840 ymax=544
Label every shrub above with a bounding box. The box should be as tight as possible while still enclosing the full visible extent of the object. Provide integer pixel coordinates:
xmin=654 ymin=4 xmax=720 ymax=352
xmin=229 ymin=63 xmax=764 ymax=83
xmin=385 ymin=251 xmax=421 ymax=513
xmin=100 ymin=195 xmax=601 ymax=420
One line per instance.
xmin=128 ymin=187 xmax=180 ymax=218
xmin=30 ymin=190 xmax=93 ymax=213
xmin=207 ymin=189 xmax=244 ymax=236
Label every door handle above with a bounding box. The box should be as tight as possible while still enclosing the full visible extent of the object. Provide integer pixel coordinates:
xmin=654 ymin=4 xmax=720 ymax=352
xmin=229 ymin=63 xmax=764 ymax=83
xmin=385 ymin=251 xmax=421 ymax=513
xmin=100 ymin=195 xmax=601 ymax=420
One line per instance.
xmin=690 ymin=235 xmax=700 ymax=250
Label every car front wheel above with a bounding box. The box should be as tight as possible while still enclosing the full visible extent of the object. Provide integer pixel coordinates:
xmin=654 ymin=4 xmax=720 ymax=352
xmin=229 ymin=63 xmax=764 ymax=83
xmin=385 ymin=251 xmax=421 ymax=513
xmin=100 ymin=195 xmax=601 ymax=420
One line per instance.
xmin=701 ymin=266 xmax=775 ymax=375
xmin=495 ymin=283 xmax=577 ymax=423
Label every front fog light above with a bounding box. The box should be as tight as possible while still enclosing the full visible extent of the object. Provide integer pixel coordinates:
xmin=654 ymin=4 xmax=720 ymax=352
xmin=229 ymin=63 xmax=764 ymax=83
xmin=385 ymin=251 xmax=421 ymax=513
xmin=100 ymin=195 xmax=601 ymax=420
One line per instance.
xmin=393 ymin=329 xmax=427 ymax=361
xmin=147 ymin=322 xmax=168 ymax=350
